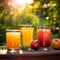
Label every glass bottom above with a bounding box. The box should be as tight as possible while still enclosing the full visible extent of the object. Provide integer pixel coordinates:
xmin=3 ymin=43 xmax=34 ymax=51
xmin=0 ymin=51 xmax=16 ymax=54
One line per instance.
xmin=7 ymin=49 xmax=19 ymax=54
xmin=41 ymin=47 xmax=50 ymax=51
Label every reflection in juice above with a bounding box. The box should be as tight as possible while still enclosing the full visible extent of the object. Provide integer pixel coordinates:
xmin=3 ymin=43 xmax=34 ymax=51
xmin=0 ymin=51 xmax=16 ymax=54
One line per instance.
xmin=6 ymin=31 xmax=20 ymax=49
xmin=37 ymin=29 xmax=51 ymax=47
xmin=21 ymin=27 xmax=34 ymax=47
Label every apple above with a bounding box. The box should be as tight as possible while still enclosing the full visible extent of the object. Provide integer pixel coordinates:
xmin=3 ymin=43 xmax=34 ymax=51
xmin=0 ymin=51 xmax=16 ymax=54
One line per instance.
xmin=52 ymin=38 xmax=60 ymax=49
xmin=31 ymin=40 xmax=40 ymax=50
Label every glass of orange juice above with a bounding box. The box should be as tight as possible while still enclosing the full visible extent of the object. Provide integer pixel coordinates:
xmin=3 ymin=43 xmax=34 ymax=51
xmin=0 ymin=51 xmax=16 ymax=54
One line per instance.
xmin=21 ymin=25 xmax=34 ymax=50
xmin=6 ymin=29 xmax=20 ymax=53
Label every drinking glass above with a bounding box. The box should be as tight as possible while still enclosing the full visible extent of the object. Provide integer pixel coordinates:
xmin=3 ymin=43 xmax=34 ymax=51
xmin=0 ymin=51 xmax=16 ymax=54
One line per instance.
xmin=21 ymin=25 xmax=34 ymax=50
xmin=6 ymin=29 xmax=20 ymax=53
xmin=37 ymin=26 xmax=51 ymax=51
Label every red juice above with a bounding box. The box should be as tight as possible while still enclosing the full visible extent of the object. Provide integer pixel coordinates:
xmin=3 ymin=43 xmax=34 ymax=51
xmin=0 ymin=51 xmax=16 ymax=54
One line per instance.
xmin=37 ymin=29 xmax=51 ymax=47
xmin=43 ymin=29 xmax=51 ymax=47
xmin=37 ymin=29 xmax=44 ymax=47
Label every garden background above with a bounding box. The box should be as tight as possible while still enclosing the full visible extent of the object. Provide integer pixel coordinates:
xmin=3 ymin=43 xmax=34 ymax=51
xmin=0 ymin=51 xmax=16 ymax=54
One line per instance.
xmin=0 ymin=0 xmax=60 ymax=46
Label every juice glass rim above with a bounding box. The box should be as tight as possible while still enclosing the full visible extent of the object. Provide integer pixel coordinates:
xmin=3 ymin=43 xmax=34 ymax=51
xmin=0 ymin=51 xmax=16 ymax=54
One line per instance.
xmin=20 ymin=24 xmax=34 ymax=27
xmin=6 ymin=29 xmax=20 ymax=32
xmin=37 ymin=26 xmax=51 ymax=29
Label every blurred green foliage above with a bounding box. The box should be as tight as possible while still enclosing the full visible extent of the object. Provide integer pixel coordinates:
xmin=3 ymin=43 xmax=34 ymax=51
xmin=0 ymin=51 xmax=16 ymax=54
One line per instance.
xmin=34 ymin=0 xmax=60 ymax=38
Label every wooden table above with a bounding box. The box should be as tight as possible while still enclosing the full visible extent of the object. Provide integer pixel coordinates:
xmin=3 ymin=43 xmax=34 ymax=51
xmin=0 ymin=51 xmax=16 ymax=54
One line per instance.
xmin=0 ymin=48 xmax=60 ymax=60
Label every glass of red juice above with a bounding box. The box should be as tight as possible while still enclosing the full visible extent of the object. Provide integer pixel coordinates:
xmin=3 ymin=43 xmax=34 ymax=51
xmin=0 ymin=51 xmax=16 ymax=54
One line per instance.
xmin=37 ymin=26 xmax=51 ymax=51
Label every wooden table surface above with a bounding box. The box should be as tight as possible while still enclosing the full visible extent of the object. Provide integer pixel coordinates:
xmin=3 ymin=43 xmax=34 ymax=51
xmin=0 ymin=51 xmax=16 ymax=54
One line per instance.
xmin=0 ymin=48 xmax=60 ymax=60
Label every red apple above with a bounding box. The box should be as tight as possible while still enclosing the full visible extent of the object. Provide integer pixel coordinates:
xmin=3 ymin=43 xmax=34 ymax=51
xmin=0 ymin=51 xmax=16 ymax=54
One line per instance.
xmin=52 ymin=38 xmax=60 ymax=49
xmin=31 ymin=40 xmax=40 ymax=50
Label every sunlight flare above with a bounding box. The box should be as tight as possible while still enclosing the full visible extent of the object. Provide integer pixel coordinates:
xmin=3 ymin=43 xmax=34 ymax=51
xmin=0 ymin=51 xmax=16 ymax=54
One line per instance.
xmin=13 ymin=0 xmax=33 ymax=6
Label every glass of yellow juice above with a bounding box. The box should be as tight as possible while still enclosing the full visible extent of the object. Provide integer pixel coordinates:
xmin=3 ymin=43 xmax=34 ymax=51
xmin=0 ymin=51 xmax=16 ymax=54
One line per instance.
xmin=6 ymin=29 xmax=20 ymax=53
xmin=21 ymin=25 xmax=34 ymax=50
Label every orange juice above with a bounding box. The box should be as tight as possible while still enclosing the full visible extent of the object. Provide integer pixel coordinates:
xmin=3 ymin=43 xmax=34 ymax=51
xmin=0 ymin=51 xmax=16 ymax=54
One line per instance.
xmin=6 ymin=30 xmax=20 ymax=49
xmin=21 ymin=26 xmax=34 ymax=47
